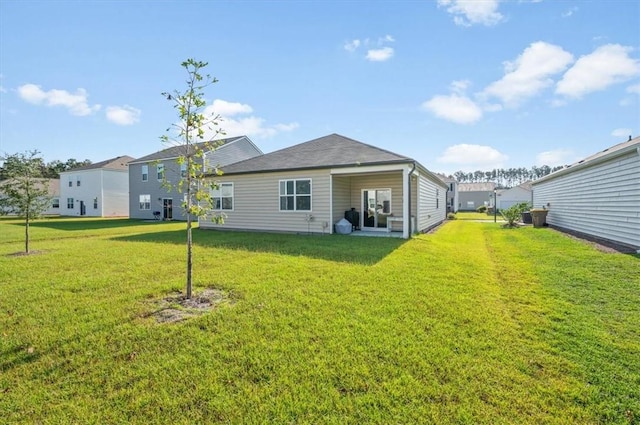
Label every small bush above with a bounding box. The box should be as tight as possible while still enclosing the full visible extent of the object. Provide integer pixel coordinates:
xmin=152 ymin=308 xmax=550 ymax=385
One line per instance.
xmin=476 ymin=205 xmax=487 ymax=213
xmin=501 ymin=202 xmax=531 ymax=228
xmin=447 ymin=212 xmax=456 ymax=220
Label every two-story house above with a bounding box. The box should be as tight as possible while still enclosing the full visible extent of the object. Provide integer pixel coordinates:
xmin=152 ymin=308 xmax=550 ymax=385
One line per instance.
xmin=59 ymin=156 xmax=134 ymax=217
xmin=128 ymin=136 xmax=262 ymax=220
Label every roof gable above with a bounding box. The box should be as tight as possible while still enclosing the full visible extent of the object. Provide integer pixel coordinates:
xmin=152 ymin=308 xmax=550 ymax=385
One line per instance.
xmin=220 ymin=134 xmax=413 ymax=175
xmin=130 ymin=136 xmax=245 ymax=164
xmin=63 ymin=155 xmax=135 ymax=172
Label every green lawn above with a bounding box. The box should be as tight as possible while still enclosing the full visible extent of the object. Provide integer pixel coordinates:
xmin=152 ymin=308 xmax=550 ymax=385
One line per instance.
xmin=1 ymin=217 xmax=638 ymax=424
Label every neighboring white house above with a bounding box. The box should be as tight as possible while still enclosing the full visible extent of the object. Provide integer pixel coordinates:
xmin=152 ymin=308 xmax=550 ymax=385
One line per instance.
xmin=496 ymin=182 xmax=532 ymax=210
xmin=59 ymin=156 xmax=134 ymax=217
xmin=199 ymin=134 xmax=448 ymax=239
xmin=128 ymin=136 xmax=262 ymax=220
xmin=532 ymin=136 xmax=640 ymax=250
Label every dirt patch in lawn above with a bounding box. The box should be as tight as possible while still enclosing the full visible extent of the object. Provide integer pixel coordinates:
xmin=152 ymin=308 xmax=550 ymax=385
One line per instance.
xmin=149 ymin=288 xmax=234 ymax=324
xmin=6 ymin=250 xmax=46 ymax=257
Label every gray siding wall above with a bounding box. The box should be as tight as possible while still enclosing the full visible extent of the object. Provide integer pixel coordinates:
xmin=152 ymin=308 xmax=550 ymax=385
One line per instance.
xmin=458 ymin=191 xmax=492 ymax=210
xmin=533 ymin=151 xmax=640 ymax=248
xmin=417 ymin=176 xmax=446 ymax=232
xmin=200 ymin=169 xmax=332 ymax=234
xmin=206 ymin=137 xmax=262 ymax=169
xmin=129 ymin=159 xmax=189 ymax=220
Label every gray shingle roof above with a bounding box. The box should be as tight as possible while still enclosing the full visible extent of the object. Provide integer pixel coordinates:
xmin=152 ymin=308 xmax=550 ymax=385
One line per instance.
xmin=458 ymin=182 xmax=497 ymax=192
xmin=69 ymin=155 xmax=135 ymax=172
xmin=130 ymin=137 xmax=244 ymax=164
xmin=219 ymin=134 xmax=413 ymax=175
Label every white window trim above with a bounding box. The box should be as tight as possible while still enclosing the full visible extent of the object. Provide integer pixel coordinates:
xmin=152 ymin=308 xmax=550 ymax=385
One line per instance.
xmin=67 ymin=198 xmax=74 ymax=209
xmin=157 ymin=163 xmax=164 ymax=181
xmin=141 ymin=165 xmax=149 ymax=182
xmin=279 ymin=178 xmax=312 ymax=212
xmin=211 ymin=182 xmax=234 ymax=211
xmin=139 ymin=194 xmax=151 ymax=210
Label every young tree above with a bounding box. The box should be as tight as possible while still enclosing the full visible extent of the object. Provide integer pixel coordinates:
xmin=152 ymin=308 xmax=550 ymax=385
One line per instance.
xmin=160 ymin=59 xmax=225 ymax=299
xmin=0 ymin=150 xmax=53 ymax=253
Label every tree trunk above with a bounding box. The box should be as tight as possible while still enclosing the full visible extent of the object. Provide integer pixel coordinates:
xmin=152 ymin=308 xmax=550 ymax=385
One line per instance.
xmin=25 ymin=215 xmax=30 ymax=253
xmin=186 ymin=214 xmax=192 ymax=299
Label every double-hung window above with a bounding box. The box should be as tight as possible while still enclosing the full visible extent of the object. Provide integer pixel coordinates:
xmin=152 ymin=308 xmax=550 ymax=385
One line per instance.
xmin=180 ymin=163 xmax=187 ymax=177
xmin=157 ymin=163 xmax=164 ymax=181
xmin=67 ymin=198 xmax=74 ymax=209
xmin=139 ymin=194 xmax=151 ymax=210
xmin=212 ymin=183 xmax=233 ymax=210
xmin=279 ymin=179 xmax=311 ymax=211
xmin=141 ymin=165 xmax=148 ymax=182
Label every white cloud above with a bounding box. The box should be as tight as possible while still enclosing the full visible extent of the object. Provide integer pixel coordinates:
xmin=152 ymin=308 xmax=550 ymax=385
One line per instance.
xmin=366 ymin=47 xmax=394 ymax=62
xmin=422 ymin=94 xmax=482 ymax=124
xmin=0 ymin=86 xmax=6 ymax=93
xmin=380 ymin=34 xmax=395 ymax=43
xmin=106 ymin=105 xmax=141 ymax=125
xmin=627 ymin=84 xmax=640 ymax=94
xmin=211 ymin=99 xmax=253 ymax=116
xmin=203 ymin=99 xmax=298 ymax=140
xmin=611 ymin=128 xmax=632 ymax=138
xmin=437 ymin=0 xmax=504 ymax=27
xmin=437 ymin=144 xmax=508 ymax=168
xmin=535 ymin=149 xmax=576 ymax=166
xmin=482 ymin=42 xmax=574 ymax=107
xmin=17 ymin=83 xmax=100 ymax=116
xmin=556 ymin=44 xmax=640 ymax=98
xmin=344 ymin=39 xmax=361 ymax=52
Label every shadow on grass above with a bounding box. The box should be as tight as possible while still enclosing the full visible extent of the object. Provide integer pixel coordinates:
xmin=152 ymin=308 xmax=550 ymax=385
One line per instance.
xmin=12 ymin=217 xmax=160 ymax=231
xmin=112 ymin=228 xmax=407 ymax=265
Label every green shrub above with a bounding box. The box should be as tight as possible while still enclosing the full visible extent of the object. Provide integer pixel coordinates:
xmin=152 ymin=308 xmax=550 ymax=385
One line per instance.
xmin=500 ymin=202 xmax=531 ymax=228
xmin=476 ymin=205 xmax=487 ymax=213
xmin=447 ymin=212 xmax=456 ymax=220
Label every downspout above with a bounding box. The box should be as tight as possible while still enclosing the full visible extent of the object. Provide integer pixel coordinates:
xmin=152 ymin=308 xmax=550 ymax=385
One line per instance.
xmin=407 ymin=162 xmax=416 ymax=236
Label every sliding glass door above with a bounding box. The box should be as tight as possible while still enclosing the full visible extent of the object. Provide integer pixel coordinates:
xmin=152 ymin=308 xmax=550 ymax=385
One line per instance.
xmin=362 ymin=189 xmax=391 ymax=230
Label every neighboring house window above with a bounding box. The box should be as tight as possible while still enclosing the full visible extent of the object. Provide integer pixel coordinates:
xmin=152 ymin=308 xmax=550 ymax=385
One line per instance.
xmin=157 ymin=163 xmax=164 ymax=181
xmin=76 ymin=178 xmax=81 ymax=187
xmin=142 ymin=165 xmax=148 ymax=182
xmin=67 ymin=198 xmax=74 ymax=209
xmin=68 ymin=179 xmax=73 ymax=187
xmin=466 ymin=201 xmax=474 ymax=209
xmin=139 ymin=194 xmax=151 ymax=210
xmin=212 ymin=183 xmax=233 ymax=210
xmin=93 ymin=198 xmax=98 ymax=209
xmin=279 ymin=179 xmax=311 ymax=211
xmin=180 ymin=163 xmax=187 ymax=177
xmin=52 ymin=198 xmax=60 ymax=209
xmin=436 ymin=189 xmax=439 ymax=209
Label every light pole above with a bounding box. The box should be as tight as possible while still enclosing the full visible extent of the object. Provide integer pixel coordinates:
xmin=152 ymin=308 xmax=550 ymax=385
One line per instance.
xmin=493 ymin=189 xmax=497 ymax=223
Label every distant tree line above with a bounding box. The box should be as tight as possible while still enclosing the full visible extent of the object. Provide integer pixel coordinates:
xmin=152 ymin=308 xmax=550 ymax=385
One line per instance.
xmin=448 ymin=165 xmax=566 ymax=188
xmin=0 ymin=157 xmax=91 ymax=181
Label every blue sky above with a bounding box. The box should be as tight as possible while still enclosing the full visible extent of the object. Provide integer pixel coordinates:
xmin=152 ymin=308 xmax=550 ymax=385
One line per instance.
xmin=1 ymin=0 xmax=638 ymax=175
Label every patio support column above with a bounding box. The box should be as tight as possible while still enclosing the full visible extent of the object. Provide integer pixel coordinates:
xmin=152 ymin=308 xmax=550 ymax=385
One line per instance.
xmin=403 ymin=167 xmax=410 ymax=239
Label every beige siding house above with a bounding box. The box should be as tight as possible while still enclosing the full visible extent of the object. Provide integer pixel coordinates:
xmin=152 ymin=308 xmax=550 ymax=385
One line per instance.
xmin=532 ymin=136 xmax=640 ymax=250
xmin=200 ymin=134 xmax=447 ymax=239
